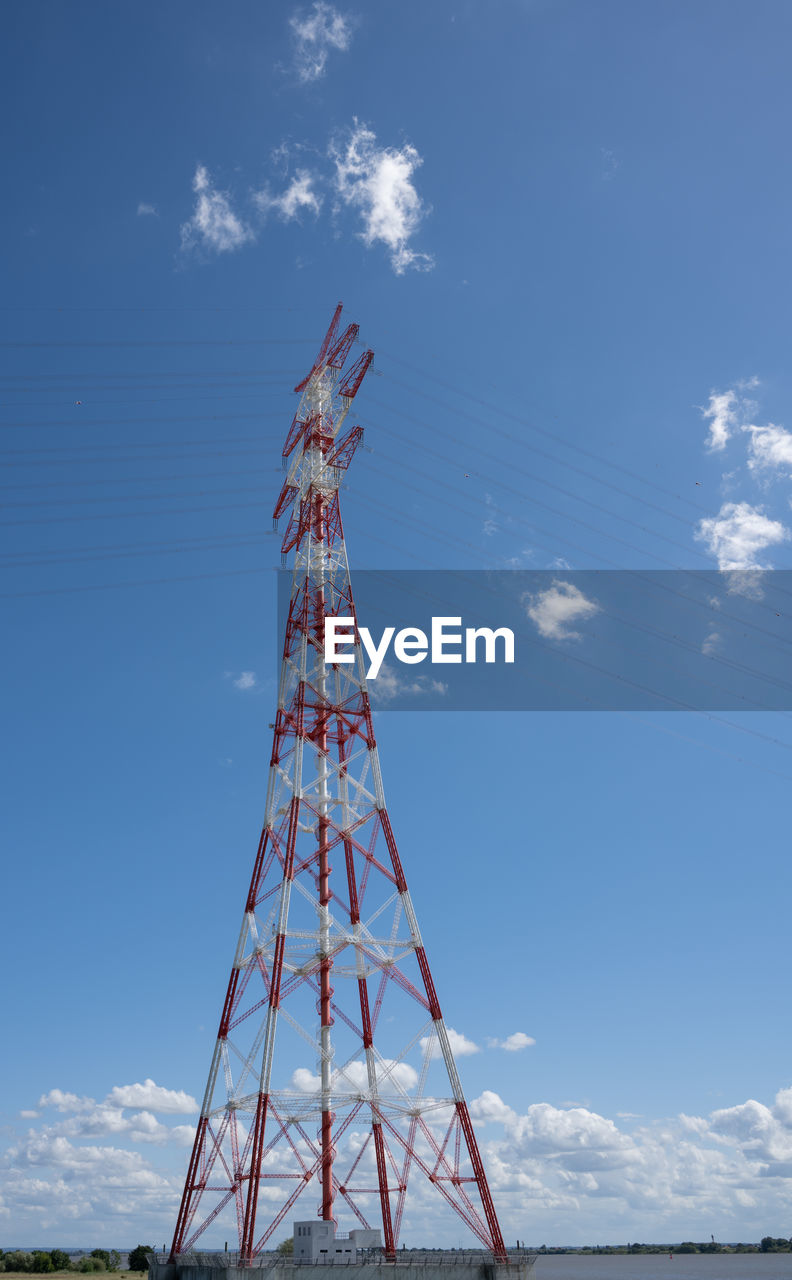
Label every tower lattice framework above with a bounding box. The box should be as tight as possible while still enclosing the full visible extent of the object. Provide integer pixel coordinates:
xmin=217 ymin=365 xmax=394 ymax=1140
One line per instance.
xmin=170 ymin=306 xmax=508 ymax=1265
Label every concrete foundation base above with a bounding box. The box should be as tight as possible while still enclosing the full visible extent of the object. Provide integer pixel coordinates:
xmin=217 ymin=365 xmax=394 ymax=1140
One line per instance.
xmin=148 ymin=1251 xmax=535 ymax=1280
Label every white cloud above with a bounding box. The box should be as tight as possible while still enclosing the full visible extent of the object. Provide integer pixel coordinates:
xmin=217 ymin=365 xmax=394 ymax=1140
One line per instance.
xmin=701 ymin=630 xmax=721 ymax=655
xmin=462 ymin=1082 xmax=792 ymax=1239
xmin=700 ymin=378 xmax=760 ymax=452
xmin=178 ymin=120 xmax=433 ymax=274
xmin=744 ymin=422 xmax=792 ymax=475
xmin=39 ymin=1090 xmax=95 ymax=1113
xmin=16 ymin=1078 xmax=792 ymax=1243
xmin=695 ymin=501 xmax=789 ymax=570
xmin=369 ymin=663 xmax=447 ymax=705
xmin=180 ymin=166 xmax=254 ymax=254
xmin=137 ymin=202 xmax=158 ymax=217
xmin=253 ymin=170 xmax=323 ymax=221
xmin=331 ymin=121 xmax=433 ymax=275
xmin=9 ymin=1132 xmax=163 ymax=1176
xmin=289 ymin=2 xmax=353 ymax=83
xmin=291 ymin=1059 xmax=418 ymax=1093
xmin=470 ymin=1091 xmax=518 ymax=1126
xmin=31 ymin=1081 xmax=198 ymax=1155
xmin=419 ymin=1027 xmax=480 ymax=1060
xmin=291 ymin=1067 xmax=321 ymax=1092
xmin=702 ymin=388 xmax=739 ymax=452
xmin=508 ymin=1102 xmax=636 ymax=1161
xmin=233 ymin=671 xmax=257 ymax=690
xmin=488 ymin=1032 xmax=536 ymax=1052
xmin=524 ymin=580 xmax=599 ymax=640
xmin=105 ymin=1079 xmax=197 ymax=1115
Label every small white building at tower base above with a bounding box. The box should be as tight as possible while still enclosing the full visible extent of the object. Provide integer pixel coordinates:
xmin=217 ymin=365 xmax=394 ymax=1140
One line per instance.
xmin=293 ymin=1222 xmax=382 ymax=1264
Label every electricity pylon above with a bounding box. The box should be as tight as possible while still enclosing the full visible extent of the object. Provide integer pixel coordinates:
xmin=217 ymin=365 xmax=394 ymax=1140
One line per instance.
xmin=170 ymin=306 xmax=508 ymax=1265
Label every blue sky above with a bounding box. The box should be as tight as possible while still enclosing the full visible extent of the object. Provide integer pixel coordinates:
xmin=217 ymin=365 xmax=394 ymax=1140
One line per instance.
xmin=4 ymin=0 xmax=792 ymax=1251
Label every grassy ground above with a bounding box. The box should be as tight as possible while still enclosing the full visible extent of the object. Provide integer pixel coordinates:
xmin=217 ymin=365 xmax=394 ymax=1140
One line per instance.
xmin=2 ymin=1273 xmax=142 ymax=1279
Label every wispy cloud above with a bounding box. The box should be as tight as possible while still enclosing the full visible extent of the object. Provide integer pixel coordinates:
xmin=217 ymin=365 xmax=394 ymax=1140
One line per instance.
xmin=331 ymin=121 xmax=433 ymax=275
xmin=253 ymin=169 xmax=323 ymax=221
xmin=233 ymin=671 xmax=257 ymax=691
xmin=702 ymin=389 xmax=739 ymax=452
xmin=179 ymin=123 xmax=432 ymax=275
xmin=289 ymin=2 xmax=353 ymax=84
xmin=524 ymin=580 xmax=599 ymax=641
xmin=695 ymin=501 xmax=789 ymax=570
xmin=137 ymin=202 xmax=158 ymax=217
xmin=700 ymin=378 xmax=759 ymax=452
xmin=369 ymin=663 xmax=447 ymax=704
xmin=600 ymin=147 xmax=621 ymax=180
xmin=180 ymin=165 xmax=254 ymax=255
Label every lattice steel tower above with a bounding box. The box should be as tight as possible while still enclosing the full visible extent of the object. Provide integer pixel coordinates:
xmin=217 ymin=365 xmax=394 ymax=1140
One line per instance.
xmin=170 ymin=307 xmax=508 ymax=1265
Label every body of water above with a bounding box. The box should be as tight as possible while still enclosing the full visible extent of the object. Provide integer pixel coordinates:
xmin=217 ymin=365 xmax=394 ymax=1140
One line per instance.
xmin=533 ymin=1257 xmax=792 ymax=1280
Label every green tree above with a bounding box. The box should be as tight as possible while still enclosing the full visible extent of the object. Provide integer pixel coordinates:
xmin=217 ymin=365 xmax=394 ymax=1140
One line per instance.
xmin=49 ymin=1252 xmax=71 ymax=1272
xmin=127 ymin=1247 xmax=152 ymax=1274
xmin=4 ymin=1252 xmax=35 ymax=1273
xmin=32 ymin=1253 xmax=55 ymax=1273
xmin=276 ymin=1240 xmax=294 ymax=1257
xmin=757 ymin=1233 xmax=783 ymax=1254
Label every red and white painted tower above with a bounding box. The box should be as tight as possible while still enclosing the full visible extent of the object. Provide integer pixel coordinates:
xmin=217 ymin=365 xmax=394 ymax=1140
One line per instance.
xmin=170 ymin=307 xmax=508 ymax=1266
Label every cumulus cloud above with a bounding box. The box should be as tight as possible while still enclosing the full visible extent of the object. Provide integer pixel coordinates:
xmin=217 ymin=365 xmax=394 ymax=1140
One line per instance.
xmin=39 ymin=1090 xmax=95 ymax=1113
xmin=470 ymin=1091 xmax=519 ymax=1126
xmin=463 ymin=1082 xmax=792 ymax=1239
xmin=289 ymin=2 xmax=353 ymax=83
xmin=9 ymin=1132 xmax=160 ymax=1175
xmin=524 ymin=580 xmax=599 ymax=640
xmin=419 ymin=1027 xmax=480 ymax=1061
xmin=233 ymin=671 xmax=257 ymax=691
xmin=291 ymin=1059 xmax=418 ymax=1093
xmin=16 ymin=1078 xmax=792 ymax=1243
xmin=695 ymin=501 xmax=789 ymax=570
xmin=488 ymin=1032 xmax=536 ymax=1052
xmin=744 ymin=422 xmax=792 ymax=476
xmin=331 ymin=121 xmax=433 ymax=274
xmin=253 ymin=170 xmax=323 ymax=221
xmin=31 ymin=1081 xmax=198 ymax=1155
xmin=105 ymin=1079 xmax=197 ymax=1115
xmin=180 ymin=166 xmax=254 ymax=255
